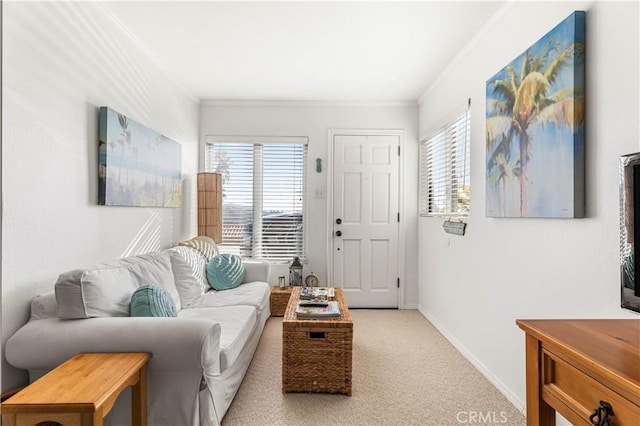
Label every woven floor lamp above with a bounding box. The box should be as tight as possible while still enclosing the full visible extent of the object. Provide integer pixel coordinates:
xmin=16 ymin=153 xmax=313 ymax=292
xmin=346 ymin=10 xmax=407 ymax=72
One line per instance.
xmin=197 ymin=172 xmax=222 ymax=243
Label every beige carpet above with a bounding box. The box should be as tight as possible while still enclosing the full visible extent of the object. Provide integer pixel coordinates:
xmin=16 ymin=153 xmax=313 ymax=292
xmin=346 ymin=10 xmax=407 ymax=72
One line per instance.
xmin=222 ymin=310 xmax=525 ymax=426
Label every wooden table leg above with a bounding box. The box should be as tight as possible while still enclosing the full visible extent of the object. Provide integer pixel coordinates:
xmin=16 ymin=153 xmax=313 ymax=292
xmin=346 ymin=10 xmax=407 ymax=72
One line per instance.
xmin=525 ymin=334 xmax=555 ymax=426
xmin=132 ymin=364 xmax=148 ymax=426
xmin=86 ymin=411 xmax=101 ymax=426
xmin=1 ymin=413 xmax=17 ymax=426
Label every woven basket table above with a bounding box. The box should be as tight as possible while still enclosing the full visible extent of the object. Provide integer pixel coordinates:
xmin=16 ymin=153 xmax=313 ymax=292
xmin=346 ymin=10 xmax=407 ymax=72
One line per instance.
xmin=282 ymin=287 xmax=353 ymax=395
xmin=270 ymin=286 xmax=293 ymax=317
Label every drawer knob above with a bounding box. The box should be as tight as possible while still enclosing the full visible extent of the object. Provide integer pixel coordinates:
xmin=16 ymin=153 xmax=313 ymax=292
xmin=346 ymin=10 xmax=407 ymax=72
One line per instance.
xmin=589 ymin=400 xmax=614 ymax=426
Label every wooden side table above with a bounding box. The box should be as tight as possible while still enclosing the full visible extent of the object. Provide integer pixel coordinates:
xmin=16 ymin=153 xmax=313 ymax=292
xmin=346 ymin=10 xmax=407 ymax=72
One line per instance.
xmin=270 ymin=286 xmax=293 ymax=317
xmin=2 ymin=352 xmax=150 ymax=426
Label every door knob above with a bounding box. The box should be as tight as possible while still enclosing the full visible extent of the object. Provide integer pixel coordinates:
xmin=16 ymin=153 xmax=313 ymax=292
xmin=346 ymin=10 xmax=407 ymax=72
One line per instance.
xmin=336 ymin=218 xmax=342 ymax=224
xmin=335 ymin=230 xmax=342 ymax=237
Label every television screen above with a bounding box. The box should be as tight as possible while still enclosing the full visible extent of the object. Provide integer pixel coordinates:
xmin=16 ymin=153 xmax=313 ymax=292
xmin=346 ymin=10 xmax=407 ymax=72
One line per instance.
xmin=620 ymin=153 xmax=640 ymax=313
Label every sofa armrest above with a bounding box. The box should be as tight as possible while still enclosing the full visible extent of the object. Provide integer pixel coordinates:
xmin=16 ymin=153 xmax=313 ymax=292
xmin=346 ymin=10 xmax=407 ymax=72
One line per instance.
xmin=5 ymin=317 xmax=221 ymax=376
xmin=30 ymin=290 xmax=58 ymax=320
xmin=242 ymin=260 xmax=269 ymax=283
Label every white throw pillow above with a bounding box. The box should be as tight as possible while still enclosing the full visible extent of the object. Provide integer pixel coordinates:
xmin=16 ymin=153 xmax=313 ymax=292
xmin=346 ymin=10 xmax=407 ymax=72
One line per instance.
xmin=169 ymin=246 xmax=210 ymax=307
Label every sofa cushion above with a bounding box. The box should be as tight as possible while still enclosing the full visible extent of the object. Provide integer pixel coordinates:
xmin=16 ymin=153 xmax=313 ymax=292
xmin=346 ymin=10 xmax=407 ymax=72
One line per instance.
xmin=177 ymin=305 xmax=256 ymax=372
xmin=130 ymin=284 xmax=177 ymax=317
xmin=55 ymin=251 xmax=180 ymax=319
xmin=187 ymin=281 xmax=270 ymax=318
xmin=242 ymin=260 xmax=270 ymax=284
xmin=168 ymin=246 xmax=209 ymax=307
xmin=178 ymin=236 xmax=218 ymax=260
xmin=206 ymin=254 xmax=246 ymax=291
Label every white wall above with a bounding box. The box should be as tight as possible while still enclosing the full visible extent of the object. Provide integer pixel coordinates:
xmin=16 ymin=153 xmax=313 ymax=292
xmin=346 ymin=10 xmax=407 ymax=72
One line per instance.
xmin=200 ymin=101 xmax=419 ymax=307
xmin=1 ymin=2 xmax=199 ymax=390
xmin=418 ymin=0 xmax=639 ymax=417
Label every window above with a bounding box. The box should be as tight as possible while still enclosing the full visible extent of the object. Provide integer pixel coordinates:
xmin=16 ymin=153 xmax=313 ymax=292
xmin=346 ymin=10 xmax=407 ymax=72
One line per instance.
xmin=419 ymin=104 xmax=471 ymax=217
xmin=204 ymin=136 xmax=307 ymax=261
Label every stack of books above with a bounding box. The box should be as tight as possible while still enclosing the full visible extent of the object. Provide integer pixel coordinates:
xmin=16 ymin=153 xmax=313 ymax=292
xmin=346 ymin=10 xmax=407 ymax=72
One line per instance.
xmin=299 ymin=287 xmax=335 ymax=300
xmin=295 ymin=300 xmax=341 ymax=319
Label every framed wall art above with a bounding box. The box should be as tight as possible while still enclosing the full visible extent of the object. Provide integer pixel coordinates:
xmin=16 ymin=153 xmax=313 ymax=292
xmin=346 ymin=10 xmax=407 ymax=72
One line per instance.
xmin=485 ymin=11 xmax=585 ymax=218
xmin=98 ymin=106 xmax=182 ymax=207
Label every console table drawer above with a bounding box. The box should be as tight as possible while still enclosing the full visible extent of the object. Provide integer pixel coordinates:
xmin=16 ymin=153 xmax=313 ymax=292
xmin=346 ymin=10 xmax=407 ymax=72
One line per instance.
xmin=542 ymin=349 xmax=640 ymax=425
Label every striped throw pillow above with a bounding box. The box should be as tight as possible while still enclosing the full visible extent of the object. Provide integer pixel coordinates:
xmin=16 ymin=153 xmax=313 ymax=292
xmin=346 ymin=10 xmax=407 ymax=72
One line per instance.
xmin=130 ymin=284 xmax=177 ymax=317
xmin=178 ymin=236 xmax=219 ymax=260
xmin=206 ymin=254 xmax=246 ymax=291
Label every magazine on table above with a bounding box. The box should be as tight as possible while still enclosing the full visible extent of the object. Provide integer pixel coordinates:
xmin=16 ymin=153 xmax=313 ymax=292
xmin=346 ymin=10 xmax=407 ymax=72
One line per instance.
xmin=299 ymin=287 xmax=335 ymax=300
xmin=295 ymin=300 xmax=341 ymax=318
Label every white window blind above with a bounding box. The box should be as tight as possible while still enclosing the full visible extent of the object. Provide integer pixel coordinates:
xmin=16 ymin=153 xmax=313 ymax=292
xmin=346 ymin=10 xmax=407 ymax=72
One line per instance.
xmin=205 ymin=137 xmax=307 ymax=261
xmin=420 ymin=105 xmax=471 ymax=217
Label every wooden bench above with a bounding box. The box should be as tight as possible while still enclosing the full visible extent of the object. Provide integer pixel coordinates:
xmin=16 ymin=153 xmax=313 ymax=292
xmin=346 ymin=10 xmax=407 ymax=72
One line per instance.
xmin=1 ymin=352 xmax=150 ymax=426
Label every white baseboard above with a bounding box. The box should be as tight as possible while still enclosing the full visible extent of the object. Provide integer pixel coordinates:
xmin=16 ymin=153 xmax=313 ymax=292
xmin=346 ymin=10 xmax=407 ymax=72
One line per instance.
xmin=417 ymin=304 xmax=526 ymax=415
xmin=403 ymin=303 xmax=418 ymax=310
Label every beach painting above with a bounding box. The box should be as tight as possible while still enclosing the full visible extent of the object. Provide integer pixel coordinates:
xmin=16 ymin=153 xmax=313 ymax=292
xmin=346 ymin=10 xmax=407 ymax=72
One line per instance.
xmin=485 ymin=11 xmax=585 ymax=218
xmin=98 ymin=107 xmax=182 ymax=207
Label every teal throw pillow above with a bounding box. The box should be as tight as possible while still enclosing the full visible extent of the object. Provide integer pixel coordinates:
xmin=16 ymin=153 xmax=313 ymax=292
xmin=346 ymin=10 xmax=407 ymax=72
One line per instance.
xmin=130 ymin=284 xmax=177 ymax=317
xmin=206 ymin=254 xmax=246 ymax=291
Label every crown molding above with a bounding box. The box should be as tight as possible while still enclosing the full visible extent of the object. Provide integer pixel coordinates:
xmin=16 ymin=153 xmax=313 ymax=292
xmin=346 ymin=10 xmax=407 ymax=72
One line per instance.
xmin=200 ymin=99 xmax=417 ymax=108
xmin=417 ymin=1 xmax=515 ymax=105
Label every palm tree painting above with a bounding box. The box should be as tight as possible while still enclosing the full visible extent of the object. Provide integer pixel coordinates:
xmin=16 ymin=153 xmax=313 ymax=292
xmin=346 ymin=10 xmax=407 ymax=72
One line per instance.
xmin=98 ymin=107 xmax=183 ymax=207
xmin=486 ymin=11 xmax=585 ymax=218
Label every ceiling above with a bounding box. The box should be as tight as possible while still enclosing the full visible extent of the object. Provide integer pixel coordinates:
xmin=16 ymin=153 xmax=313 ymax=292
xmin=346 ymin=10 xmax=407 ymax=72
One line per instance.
xmin=101 ymin=1 xmax=505 ymax=102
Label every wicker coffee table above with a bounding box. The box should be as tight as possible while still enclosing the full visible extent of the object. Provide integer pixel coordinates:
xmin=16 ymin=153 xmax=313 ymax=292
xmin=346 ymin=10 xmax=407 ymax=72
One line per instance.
xmin=282 ymin=287 xmax=353 ymax=395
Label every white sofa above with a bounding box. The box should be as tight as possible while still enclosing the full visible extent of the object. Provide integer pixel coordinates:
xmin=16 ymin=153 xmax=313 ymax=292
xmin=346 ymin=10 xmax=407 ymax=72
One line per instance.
xmin=5 ymin=245 xmax=271 ymax=426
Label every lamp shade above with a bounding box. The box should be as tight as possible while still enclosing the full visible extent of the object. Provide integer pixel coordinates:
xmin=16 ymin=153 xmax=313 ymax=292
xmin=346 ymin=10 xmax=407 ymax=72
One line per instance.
xmin=197 ymin=172 xmax=222 ymax=243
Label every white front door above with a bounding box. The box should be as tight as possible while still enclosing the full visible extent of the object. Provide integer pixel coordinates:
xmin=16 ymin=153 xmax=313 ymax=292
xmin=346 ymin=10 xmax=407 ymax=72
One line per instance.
xmin=332 ymin=134 xmax=400 ymax=308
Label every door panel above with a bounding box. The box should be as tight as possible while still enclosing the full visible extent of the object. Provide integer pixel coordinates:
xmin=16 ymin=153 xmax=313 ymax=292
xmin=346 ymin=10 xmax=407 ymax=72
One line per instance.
xmin=344 ymin=145 xmax=363 ymax=164
xmin=371 ymin=173 xmax=390 ymax=223
xmin=343 ymin=173 xmax=362 ymax=223
xmin=332 ymin=134 xmax=399 ymax=308
xmin=341 ymin=239 xmax=362 ymax=290
xmin=371 ymin=239 xmax=390 ymax=290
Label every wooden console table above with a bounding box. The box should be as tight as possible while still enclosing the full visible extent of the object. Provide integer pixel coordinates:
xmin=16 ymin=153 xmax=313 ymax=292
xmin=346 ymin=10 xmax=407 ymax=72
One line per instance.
xmin=1 ymin=352 xmax=150 ymax=426
xmin=516 ymin=319 xmax=640 ymax=426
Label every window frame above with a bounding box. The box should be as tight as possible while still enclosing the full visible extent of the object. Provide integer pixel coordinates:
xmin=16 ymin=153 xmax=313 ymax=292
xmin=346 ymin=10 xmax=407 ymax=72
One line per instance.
xmin=204 ymin=135 xmax=308 ymax=262
xmin=419 ymin=106 xmax=471 ymax=218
